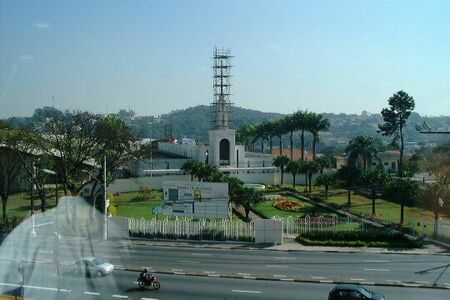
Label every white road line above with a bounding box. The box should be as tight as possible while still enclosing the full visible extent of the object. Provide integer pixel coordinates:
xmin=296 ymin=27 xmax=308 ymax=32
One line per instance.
xmin=174 ymin=272 xmax=186 ymax=275
xmin=273 ymin=274 xmax=287 ymax=278
xmin=112 ymin=295 xmax=128 ymax=298
xmin=191 ymin=253 xmax=212 ymax=256
xmin=0 ymin=282 xmax=70 ymax=293
xmin=232 ymin=290 xmax=261 ymax=294
xmin=238 ymin=273 xmax=251 ymax=276
xmin=364 ymin=260 xmax=390 ymax=263
xmin=208 ymin=274 xmax=220 ymax=277
xmin=280 ymin=278 xmax=294 ymax=281
xmin=84 ymin=291 xmax=100 ymax=295
xmin=415 ymin=281 xmax=430 ymax=284
xmin=320 ymin=280 xmax=334 ymax=283
xmin=104 ymin=256 xmax=121 ymax=259
xmin=178 ymin=260 xmax=199 ymax=263
xmin=311 ymin=276 xmax=325 ymax=279
xmin=350 ymin=278 xmax=365 ymax=281
xmin=273 ymin=257 xmax=296 ymax=260
xmin=443 ymin=283 xmax=450 ymax=286
xmin=141 ymin=298 xmax=158 ymax=300
xmin=403 ymin=283 xmax=421 ymax=287
xmin=265 ymin=264 xmax=289 ymax=268
xmin=364 ymin=268 xmax=390 ymax=272
xmin=171 ymin=268 xmax=183 ymax=272
xmin=243 ymin=276 xmax=256 ymax=279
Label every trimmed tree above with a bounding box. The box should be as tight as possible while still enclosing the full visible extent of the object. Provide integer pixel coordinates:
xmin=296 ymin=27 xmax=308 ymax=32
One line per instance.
xmin=273 ymin=155 xmax=289 ymax=185
xmin=316 ymin=172 xmax=337 ymax=199
xmin=347 ymin=136 xmax=381 ymax=173
xmin=234 ymin=186 xmax=264 ymax=221
xmin=337 ymin=165 xmax=361 ymax=206
xmin=286 ymin=160 xmax=301 ymax=189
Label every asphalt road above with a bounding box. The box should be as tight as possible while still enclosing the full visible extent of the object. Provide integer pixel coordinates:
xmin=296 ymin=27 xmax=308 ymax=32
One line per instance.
xmin=1 ymin=238 xmax=450 ymax=289
xmin=1 ymin=269 xmax=449 ymax=300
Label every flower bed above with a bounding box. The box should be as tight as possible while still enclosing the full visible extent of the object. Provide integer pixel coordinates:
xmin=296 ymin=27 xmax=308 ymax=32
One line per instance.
xmin=273 ymin=199 xmax=304 ymax=212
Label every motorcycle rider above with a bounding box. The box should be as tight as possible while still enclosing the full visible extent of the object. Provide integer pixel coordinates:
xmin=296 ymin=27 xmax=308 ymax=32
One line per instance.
xmin=140 ymin=268 xmax=154 ymax=283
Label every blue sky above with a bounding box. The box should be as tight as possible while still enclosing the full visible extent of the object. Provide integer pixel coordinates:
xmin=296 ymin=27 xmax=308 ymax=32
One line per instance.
xmin=1 ymin=0 xmax=450 ymax=118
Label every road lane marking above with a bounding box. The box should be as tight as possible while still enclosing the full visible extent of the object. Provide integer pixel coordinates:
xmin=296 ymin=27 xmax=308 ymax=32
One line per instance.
xmin=192 ymin=253 xmax=212 ymax=256
xmin=265 ymin=264 xmax=289 ymax=268
xmin=364 ymin=260 xmax=390 ymax=263
xmin=243 ymin=276 xmax=256 ymax=279
xmin=112 ymin=295 xmax=128 ymax=298
xmin=141 ymin=298 xmax=158 ymax=300
xmin=178 ymin=260 xmax=199 ymax=263
xmin=84 ymin=291 xmax=100 ymax=295
xmin=273 ymin=274 xmax=287 ymax=278
xmin=174 ymin=272 xmax=186 ymax=275
xmin=311 ymin=276 xmax=325 ymax=279
xmin=320 ymin=280 xmax=334 ymax=283
xmin=350 ymin=278 xmax=365 ymax=281
xmin=208 ymin=274 xmax=220 ymax=277
xmin=273 ymin=257 xmax=296 ymax=260
xmin=238 ymin=273 xmax=250 ymax=276
xmin=203 ymin=271 xmax=216 ymax=274
xmin=171 ymin=268 xmax=183 ymax=272
xmin=415 ymin=281 xmax=430 ymax=284
xmin=403 ymin=283 xmax=421 ymax=287
xmin=232 ymin=290 xmax=261 ymax=294
xmin=364 ymin=268 xmax=390 ymax=272
xmin=104 ymin=255 xmax=121 ymax=259
xmin=0 ymin=282 xmax=70 ymax=293
xmin=280 ymin=278 xmax=294 ymax=281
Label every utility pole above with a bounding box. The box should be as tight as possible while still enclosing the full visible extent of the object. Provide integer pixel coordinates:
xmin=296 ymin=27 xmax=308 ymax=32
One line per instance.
xmin=103 ymin=155 xmax=108 ymax=240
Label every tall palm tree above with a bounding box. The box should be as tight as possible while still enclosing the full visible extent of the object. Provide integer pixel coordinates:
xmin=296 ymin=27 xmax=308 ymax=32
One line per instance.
xmin=292 ymin=110 xmax=311 ymax=161
xmin=298 ymin=161 xmax=309 ymax=192
xmin=284 ymin=114 xmax=297 ymax=160
xmin=273 ymin=155 xmax=289 ymax=185
xmin=286 ymin=160 xmax=301 ymax=189
xmin=267 ymin=119 xmax=281 ymax=154
xmin=308 ymin=113 xmax=330 ymax=160
xmin=316 ymin=172 xmax=337 ymax=199
xmin=347 ymin=136 xmax=381 ymax=173
xmin=276 ymin=117 xmax=290 ymax=156
xmin=315 ymin=156 xmax=331 ymax=175
xmin=336 ymin=165 xmax=362 ymax=206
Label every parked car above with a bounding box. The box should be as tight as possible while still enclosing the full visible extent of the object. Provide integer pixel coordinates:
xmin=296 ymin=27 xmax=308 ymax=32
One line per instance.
xmin=328 ymin=284 xmax=385 ymax=300
xmin=72 ymin=257 xmax=114 ymax=277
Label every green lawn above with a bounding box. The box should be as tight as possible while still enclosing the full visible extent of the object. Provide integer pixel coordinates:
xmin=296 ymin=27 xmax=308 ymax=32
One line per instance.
xmin=113 ymin=190 xmax=164 ymax=220
xmin=325 ymin=190 xmax=450 ymax=237
xmin=253 ymin=195 xmax=336 ymax=218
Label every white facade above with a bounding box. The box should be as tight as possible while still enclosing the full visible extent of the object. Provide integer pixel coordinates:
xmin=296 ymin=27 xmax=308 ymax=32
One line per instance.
xmin=163 ymin=181 xmax=230 ymax=219
xmin=208 ymin=129 xmax=237 ymax=167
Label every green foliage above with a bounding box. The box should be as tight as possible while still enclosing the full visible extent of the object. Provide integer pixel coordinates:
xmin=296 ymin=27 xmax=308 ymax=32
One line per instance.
xmin=346 ymin=135 xmax=382 ymax=173
xmin=295 ymin=230 xmax=421 ymax=248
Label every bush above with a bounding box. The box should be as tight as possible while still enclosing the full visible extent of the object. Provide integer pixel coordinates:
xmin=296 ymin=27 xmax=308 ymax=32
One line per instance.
xmin=273 ymin=199 xmax=304 ymax=212
xmin=131 ymin=188 xmax=159 ymax=202
xmin=295 ymin=230 xmax=421 ymax=248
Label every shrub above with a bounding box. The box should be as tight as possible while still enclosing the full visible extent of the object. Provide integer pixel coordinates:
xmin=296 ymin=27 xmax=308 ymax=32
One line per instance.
xmin=273 ymin=199 xmax=304 ymax=212
xmin=131 ymin=188 xmax=159 ymax=202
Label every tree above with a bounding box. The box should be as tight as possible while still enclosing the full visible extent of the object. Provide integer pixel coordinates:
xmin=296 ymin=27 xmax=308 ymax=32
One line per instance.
xmin=292 ymin=110 xmax=310 ymax=161
xmin=286 ymin=160 xmax=301 ymax=189
xmin=224 ymin=176 xmax=244 ymax=204
xmin=197 ymin=164 xmax=219 ymax=182
xmin=315 ymin=156 xmax=331 ymax=175
xmin=347 ymin=136 xmax=381 ymax=173
xmin=387 ymin=177 xmax=418 ymax=224
xmin=0 ymin=125 xmax=39 ymax=222
xmin=284 ymin=114 xmax=297 ymax=160
xmin=362 ymin=167 xmax=387 ymax=215
xmin=306 ymin=161 xmax=319 ymax=193
xmin=233 ymin=186 xmax=264 ymax=221
xmin=336 ymin=165 xmax=361 ymax=206
xmin=378 ymin=90 xmax=415 ymax=176
xmin=316 ymin=172 xmax=337 ymax=199
xmin=308 ymin=113 xmax=330 ymax=160
xmin=417 ymin=180 xmax=449 ymax=239
xmin=273 ymin=155 xmax=289 ymax=185
xmin=181 ymin=160 xmax=202 ymax=182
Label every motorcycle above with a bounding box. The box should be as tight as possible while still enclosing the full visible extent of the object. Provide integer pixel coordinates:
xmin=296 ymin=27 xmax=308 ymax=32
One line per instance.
xmin=137 ymin=273 xmax=160 ymax=290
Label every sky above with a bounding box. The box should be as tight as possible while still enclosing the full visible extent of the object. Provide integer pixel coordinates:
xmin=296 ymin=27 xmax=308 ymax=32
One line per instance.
xmin=1 ymin=0 xmax=450 ymax=118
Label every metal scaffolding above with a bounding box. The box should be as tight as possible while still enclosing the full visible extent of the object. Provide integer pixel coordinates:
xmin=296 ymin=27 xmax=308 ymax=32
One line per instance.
xmin=211 ymin=48 xmax=233 ymax=130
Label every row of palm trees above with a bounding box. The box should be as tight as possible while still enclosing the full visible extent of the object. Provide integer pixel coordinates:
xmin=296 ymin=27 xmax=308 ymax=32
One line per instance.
xmin=236 ymin=110 xmax=330 ymax=161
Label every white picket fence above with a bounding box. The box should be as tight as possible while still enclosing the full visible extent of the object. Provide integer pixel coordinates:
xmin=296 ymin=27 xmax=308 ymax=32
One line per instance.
xmin=272 ymin=216 xmax=369 ymax=237
xmin=409 ymin=218 xmax=450 ymax=243
xmin=128 ymin=217 xmax=254 ymax=242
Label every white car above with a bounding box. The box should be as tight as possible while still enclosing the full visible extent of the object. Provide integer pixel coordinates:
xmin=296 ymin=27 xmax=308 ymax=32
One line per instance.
xmin=72 ymin=257 xmax=114 ymax=277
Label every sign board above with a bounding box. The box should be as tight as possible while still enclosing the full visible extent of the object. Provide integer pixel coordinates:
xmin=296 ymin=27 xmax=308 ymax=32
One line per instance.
xmin=162 ymin=181 xmax=230 ymax=219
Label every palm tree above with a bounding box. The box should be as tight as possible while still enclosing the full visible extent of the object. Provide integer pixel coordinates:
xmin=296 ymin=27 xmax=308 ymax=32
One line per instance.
xmin=236 ymin=125 xmax=253 ymax=151
xmin=316 ymin=172 xmax=337 ymax=199
xmin=315 ymin=156 xmax=331 ymax=175
xmin=347 ymin=136 xmax=381 ymax=173
xmin=336 ymin=165 xmax=361 ymax=206
xmin=198 ymin=164 xmax=219 ymax=182
xmin=298 ymin=161 xmax=309 ymax=192
xmin=306 ymin=161 xmax=319 ymax=193
xmin=273 ymin=155 xmax=289 ymax=185
xmin=276 ymin=117 xmax=290 ymax=156
xmin=284 ymin=114 xmax=297 ymax=160
xmin=292 ymin=110 xmax=310 ymax=161
xmin=286 ymin=160 xmax=301 ymax=189
xmin=308 ymin=113 xmax=330 ymax=160
xmin=267 ymin=119 xmax=282 ymax=154
xmin=181 ymin=160 xmax=202 ymax=181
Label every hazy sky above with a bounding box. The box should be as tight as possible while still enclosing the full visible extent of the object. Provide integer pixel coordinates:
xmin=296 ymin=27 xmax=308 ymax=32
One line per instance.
xmin=1 ymin=0 xmax=450 ymax=118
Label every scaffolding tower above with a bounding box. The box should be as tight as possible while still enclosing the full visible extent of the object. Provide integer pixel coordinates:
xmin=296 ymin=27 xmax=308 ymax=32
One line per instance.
xmin=211 ymin=48 xmax=233 ymax=130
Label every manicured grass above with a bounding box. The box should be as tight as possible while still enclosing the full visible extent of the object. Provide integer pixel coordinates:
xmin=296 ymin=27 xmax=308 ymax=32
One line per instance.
xmin=114 ymin=190 xmax=164 ymax=220
xmin=325 ymin=190 xmax=450 ymax=237
xmin=253 ymin=196 xmax=336 ymax=218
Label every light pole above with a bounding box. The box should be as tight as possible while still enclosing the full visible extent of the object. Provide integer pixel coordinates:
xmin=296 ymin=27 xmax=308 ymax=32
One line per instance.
xmin=415 ymin=122 xmax=450 ymax=134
